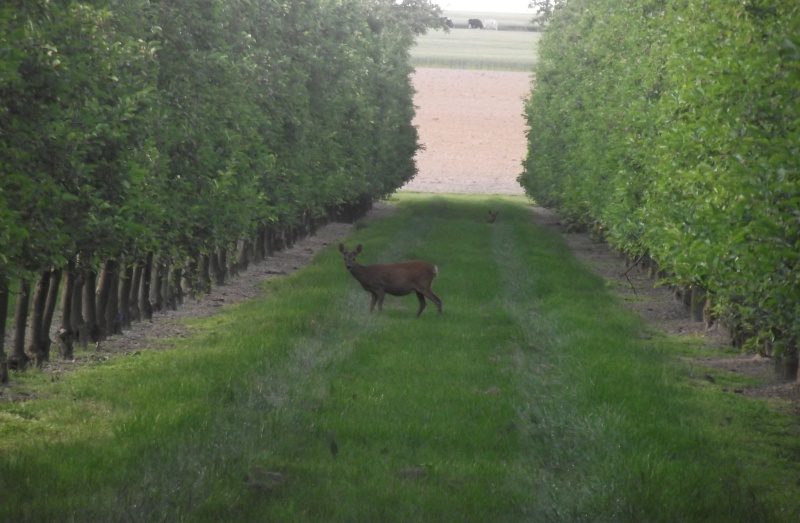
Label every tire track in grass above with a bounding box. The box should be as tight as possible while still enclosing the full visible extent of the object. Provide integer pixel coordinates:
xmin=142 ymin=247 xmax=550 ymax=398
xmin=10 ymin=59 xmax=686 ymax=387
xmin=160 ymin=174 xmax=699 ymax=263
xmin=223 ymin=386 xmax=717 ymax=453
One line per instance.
xmin=489 ymin=204 xmax=624 ymax=520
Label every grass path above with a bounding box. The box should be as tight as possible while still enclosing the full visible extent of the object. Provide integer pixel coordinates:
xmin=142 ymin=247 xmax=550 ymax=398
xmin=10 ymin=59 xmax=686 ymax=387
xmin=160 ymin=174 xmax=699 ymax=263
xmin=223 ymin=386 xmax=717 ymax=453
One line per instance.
xmin=1 ymin=194 xmax=799 ymax=521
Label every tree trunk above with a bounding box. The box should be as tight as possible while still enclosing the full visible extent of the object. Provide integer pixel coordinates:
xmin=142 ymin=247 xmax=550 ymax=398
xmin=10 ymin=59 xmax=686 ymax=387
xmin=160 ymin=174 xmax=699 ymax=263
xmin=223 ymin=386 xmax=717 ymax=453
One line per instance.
xmin=199 ymin=254 xmax=211 ymax=295
xmin=128 ymin=260 xmax=143 ymax=323
xmin=95 ymin=260 xmax=117 ymax=339
xmin=182 ymin=256 xmax=197 ymax=301
xmin=70 ymin=271 xmax=86 ymax=347
xmin=9 ymin=278 xmax=30 ymax=370
xmin=275 ymin=227 xmax=284 ymax=254
xmin=254 ymin=229 xmax=265 ymax=262
xmin=41 ymin=268 xmax=61 ymax=361
xmin=208 ymin=252 xmax=225 ymax=285
xmin=58 ymin=261 xmax=76 ymax=360
xmin=162 ymin=262 xmax=176 ymax=311
xmin=138 ymin=252 xmax=154 ymax=321
xmin=81 ymin=271 xmax=100 ymax=344
xmin=104 ymin=268 xmax=121 ymax=336
xmin=266 ymin=228 xmax=275 ymax=256
xmin=284 ymin=227 xmax=291 ymax=250
xmin=0 ymin=272 xmax=9 ymax=384
xmin=231 ymin=247 xmax=241 ymax=278
xmin=25 ymin=271 xmax=50 ymax=367
xmin=210 ymin=250 xmax=225 ymax=286
xmin=218 ymin=248 xmax=228 ymax=283
xmin=150 ymin=256 xmax=165 ymax=313
xmin=237 ymin=239 xmax=251 ymax=273
xmin=776 ymin=345 xmax=799 ymax=382
xmin=690 ymin=286 xmax=705 ymax=323
xmin=118 ymin=262 xmax=133 ymax=329
xmin=171 ymin=266 xmax=183 ymax=307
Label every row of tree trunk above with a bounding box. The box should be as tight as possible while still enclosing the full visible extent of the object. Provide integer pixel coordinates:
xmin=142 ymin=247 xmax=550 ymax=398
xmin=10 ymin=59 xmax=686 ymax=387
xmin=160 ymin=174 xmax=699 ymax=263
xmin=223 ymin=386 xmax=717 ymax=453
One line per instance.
xmin=630 ymin=254 xmax=799 ymax=382
xmin=0 ymin=200 xmax=373 ymax=381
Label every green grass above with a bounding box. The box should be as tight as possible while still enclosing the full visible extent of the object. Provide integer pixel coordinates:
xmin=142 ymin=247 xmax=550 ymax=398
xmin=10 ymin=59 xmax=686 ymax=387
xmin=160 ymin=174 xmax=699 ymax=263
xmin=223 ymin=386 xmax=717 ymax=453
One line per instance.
xmin=412 ymin=27 xmax=541 ymax=71
xmin=1 ymin=194 xmax=799 ymax=522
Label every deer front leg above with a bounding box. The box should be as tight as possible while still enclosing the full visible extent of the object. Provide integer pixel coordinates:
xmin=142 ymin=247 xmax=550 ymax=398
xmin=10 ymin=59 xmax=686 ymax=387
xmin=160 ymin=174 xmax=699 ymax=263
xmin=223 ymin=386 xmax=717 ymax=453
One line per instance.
xmin=415 ymin=291 xmax=427 ymax=317
xmin=369 ymin=292 xmax=379 ymax=312
xmin=375 ymin=289 xmax=386 ymax=312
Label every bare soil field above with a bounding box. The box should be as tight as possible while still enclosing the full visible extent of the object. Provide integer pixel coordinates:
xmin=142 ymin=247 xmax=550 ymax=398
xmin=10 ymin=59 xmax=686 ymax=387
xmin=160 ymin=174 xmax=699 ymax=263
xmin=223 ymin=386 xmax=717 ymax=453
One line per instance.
xmin=4 ymin=68 xmax=797 ymax=412
xmin=402 ymin=68 xmax=529 ymax=195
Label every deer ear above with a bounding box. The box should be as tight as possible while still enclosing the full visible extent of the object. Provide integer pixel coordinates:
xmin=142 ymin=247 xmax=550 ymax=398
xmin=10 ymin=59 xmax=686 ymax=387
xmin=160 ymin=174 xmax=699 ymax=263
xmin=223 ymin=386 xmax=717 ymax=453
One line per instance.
xmin=338 ymin=243 xmax=345 ymax=253
xmin=355 ymin=244 xmax=363 ymax=254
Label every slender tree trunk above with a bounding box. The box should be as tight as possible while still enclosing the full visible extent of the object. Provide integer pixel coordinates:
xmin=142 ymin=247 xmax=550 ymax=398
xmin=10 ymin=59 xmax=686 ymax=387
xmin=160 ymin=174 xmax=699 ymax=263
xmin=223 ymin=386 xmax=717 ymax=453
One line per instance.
xmin=161 ymin=262 xmax=176 ymax=311
xmin=238 ymin=239 xmax=251 ymax=273
xmin=128 ymin=260 xmax=143 ymax=323
xmin=95 ymin=260 xmax=117 ymax=339
xmin=208 ymin=251 xmax=225 ymax=285
xmin=138 ymin=252 xmax=153 ymax=321
xmin=228 ymin=246 xmax=238 ymax=279
xmin=218 ymin=248 xmax=228 ymax=283
xmin=58 ymin=261 xmax=76 ymax=360
xmin=690 ymin=286 xmax=705 ymax=323
xmin=171 ymin=266 xmax=183 ymax=307
xmin=9 ymin=278 xmax=30 ymax=370
xmin=266 ymin=228 xmax=275 ymax=256
xmin=81 ymin=270 xmax=100 ymax=344
xmin=182 ymin=256 xmax=197 ymax=301
xmin=105 ymin=268 xmax=121 ymax=336
xmin=274 ymin=228 xmax=282 ymax=253
xmin=199 ymin=254 xmax=211 ymax=295
xmin=70 ymin=271 xmax=86 ymax=347
xmin=0 ymin=272 xmax=9 ymax=384
xmin=210 ymin=250 xmax=224 ymax=286
xmin=41 ymin=268 xmax=61 ymax=361
xmin=25 ymin=271 xmax=50 ymax=367
xmin=285 ymin=228 xmax=292 ymax=249
xmin=118 ymin=262 xmax=133 ymax=329
xmin=150 ymin=256 xmax=164 ymax=313
xmin=254 ymin=229 xmax=265 ymax=262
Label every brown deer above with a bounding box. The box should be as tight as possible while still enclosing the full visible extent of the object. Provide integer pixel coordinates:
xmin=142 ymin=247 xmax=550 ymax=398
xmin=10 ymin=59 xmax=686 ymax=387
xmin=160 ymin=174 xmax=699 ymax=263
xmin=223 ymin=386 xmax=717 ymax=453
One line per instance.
xmin=338 ymin=243 xmax=442 ymax=317
xmin=487 ymin=210 xmax=499 ymax=223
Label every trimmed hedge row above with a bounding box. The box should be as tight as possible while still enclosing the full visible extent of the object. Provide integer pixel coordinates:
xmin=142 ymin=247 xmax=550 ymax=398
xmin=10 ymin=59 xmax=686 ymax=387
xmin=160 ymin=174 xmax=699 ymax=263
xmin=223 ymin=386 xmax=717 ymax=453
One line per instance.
xmin=0 ymin=0 xmax=443 ymax=373
xmin=520 ymin=0 xmax=799 ymax=361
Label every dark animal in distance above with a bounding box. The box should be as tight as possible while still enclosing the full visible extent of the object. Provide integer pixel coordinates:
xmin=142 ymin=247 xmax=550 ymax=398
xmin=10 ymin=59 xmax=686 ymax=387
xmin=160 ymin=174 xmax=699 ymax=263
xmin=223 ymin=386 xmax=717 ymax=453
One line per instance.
xmin=442 ymin=16 xmax=454 ymax=29
xmin=468 ymin=18 xmax=484 ymax=29
xmin=487 ymin=210 xmax=499 ymax=223
xmin=339 ymin=243 xmax=442 ymax=317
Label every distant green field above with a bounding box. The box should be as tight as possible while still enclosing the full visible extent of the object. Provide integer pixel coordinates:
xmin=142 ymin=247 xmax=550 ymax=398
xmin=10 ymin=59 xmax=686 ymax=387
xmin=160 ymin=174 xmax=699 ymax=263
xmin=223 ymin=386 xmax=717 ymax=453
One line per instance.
xmin=442 ymin=11 xmax=539 ymax=31
xmin=411 ymin=27 xmax=541 ymax=71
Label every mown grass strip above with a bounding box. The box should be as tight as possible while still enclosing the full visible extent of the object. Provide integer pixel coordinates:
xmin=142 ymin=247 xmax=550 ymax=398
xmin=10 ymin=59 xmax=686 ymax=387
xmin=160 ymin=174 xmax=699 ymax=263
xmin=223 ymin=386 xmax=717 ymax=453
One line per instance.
xmin=1 ymin=194 xmax=799 ymax=522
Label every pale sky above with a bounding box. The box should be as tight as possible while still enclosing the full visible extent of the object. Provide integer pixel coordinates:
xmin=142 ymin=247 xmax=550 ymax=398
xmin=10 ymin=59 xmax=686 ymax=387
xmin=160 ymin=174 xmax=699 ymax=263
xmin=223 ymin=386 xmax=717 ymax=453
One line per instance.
xmin=437 ymin=0 xmax=533 ymax=13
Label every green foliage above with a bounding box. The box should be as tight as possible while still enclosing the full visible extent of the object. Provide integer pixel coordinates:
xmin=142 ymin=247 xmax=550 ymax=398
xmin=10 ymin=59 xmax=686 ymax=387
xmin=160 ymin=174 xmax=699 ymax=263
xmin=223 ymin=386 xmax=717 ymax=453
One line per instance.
xmin=1 ymin=195 xmax=799 ymax=520
xmin=521 ymin=0 xmax=800 ymax=353
xmin=0 ymin=0 xmax=443 ymax=280
xmin=1 ymin=1 xmax=158 ymax=273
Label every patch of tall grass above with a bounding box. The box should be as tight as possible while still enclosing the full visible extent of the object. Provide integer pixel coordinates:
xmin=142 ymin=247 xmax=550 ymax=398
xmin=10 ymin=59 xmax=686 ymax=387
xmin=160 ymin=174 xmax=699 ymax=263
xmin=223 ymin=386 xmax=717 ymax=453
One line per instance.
xmin=1 ymin=194 xmax=799 ymax=521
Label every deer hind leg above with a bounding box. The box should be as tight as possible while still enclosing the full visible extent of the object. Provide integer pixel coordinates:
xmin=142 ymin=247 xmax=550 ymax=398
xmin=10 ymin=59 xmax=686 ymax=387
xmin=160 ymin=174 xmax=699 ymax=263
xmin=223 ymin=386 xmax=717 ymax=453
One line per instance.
xmin=414 ymin=291 xmax=427 ymax=317
xmin=423 ymin=289 xmax=442 ymax=314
